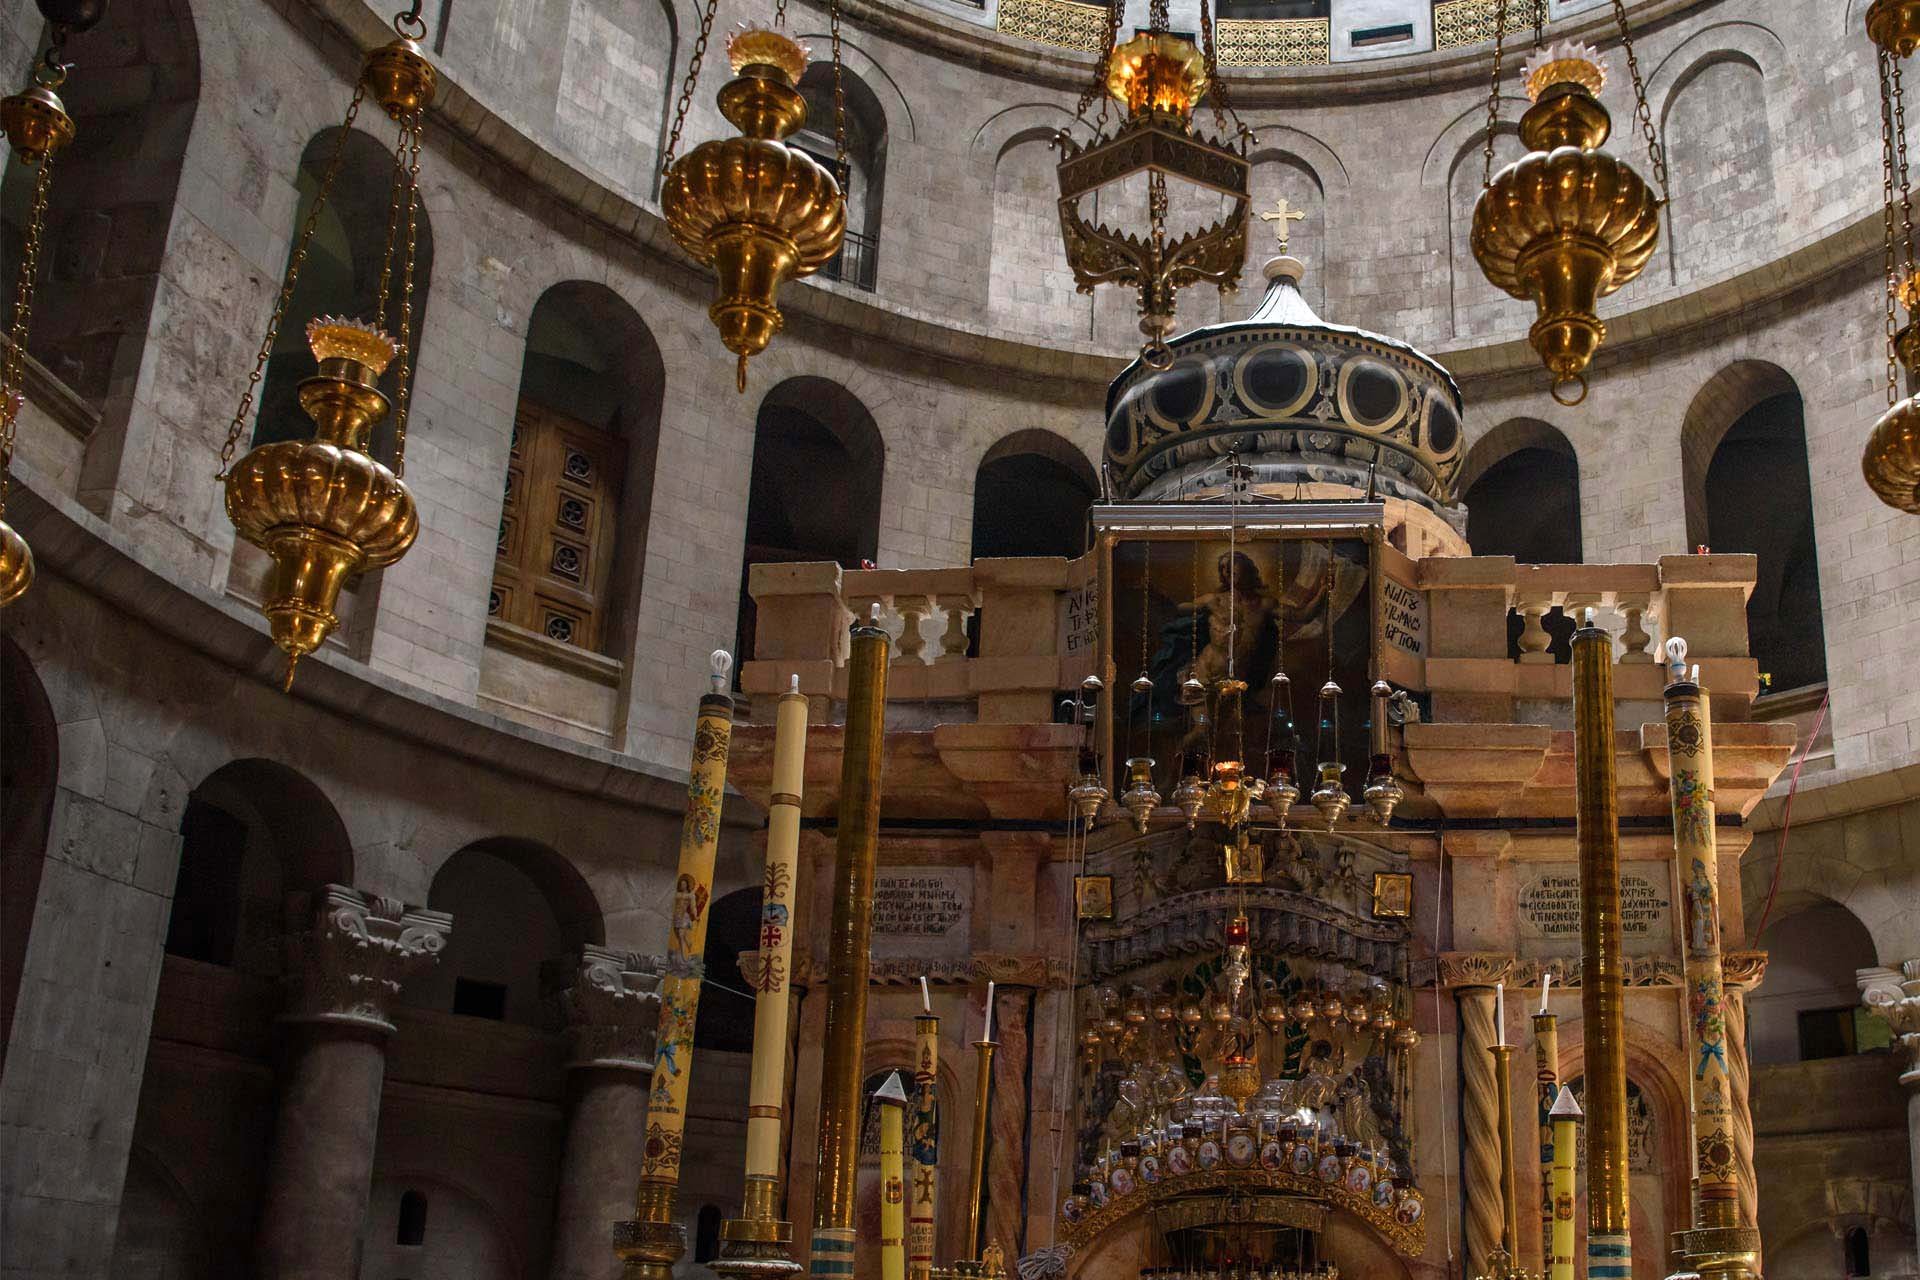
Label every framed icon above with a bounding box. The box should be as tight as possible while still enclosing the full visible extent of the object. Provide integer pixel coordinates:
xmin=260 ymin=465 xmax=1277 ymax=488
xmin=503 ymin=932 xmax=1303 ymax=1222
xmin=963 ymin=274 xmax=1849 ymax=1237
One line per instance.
xmin=1075 ymin=874 xmax=1114 ymax=921
xmin=1371 ymin=870 xmax=1413 ymax=919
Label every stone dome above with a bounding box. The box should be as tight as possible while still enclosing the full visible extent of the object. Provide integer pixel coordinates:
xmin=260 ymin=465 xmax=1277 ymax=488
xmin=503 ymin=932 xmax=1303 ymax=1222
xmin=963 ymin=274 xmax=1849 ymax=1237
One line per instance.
xmin=1103 ymin=254 xmax=1463 ymax=508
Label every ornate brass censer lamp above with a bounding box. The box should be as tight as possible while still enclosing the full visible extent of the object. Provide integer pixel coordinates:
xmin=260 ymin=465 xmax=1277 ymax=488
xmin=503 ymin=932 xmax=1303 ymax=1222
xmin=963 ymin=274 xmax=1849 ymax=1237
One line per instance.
xmin=1056 ymin=0 xmax=1250 ymax=368
xmin=1863 ymin=0 xmax=1920 ymax=512
xmin=660 ymin=0 xmax=848 ymax=392
xmin=1470 ymin=2 xmax=1664 ymax=406
xmin=216 ymin=5 xmax=435 ymax=687
xmin=0 ymin=2 xmax=105 ymax=607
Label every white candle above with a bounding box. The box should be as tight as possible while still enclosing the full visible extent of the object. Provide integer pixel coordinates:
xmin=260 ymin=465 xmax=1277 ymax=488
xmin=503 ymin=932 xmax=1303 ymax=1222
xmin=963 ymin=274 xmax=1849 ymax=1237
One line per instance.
xmin=920 ymin=975 xmax=932 ymax=1014
xmin=1495 ymin=981 xmax=1506 ymax=1046
xmin=1540 ymin=972 xmax=1552 ymax=1014
xmin=984 ymin=980 xmax=995 ymax=1041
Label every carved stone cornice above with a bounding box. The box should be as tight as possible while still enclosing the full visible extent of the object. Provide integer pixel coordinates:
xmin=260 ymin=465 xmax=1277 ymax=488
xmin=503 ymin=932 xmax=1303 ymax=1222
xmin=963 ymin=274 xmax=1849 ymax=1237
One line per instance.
xmin=1860 ymin=960 xmax=1920 ymax=1088
xmin=791 ymin=951 xmax=1073 ymax=989
xmin=555 ymin=946 xmax=661 ymax=1073
xmin=1428 ymin=952 xmax=1517 ymax=989
xmin=1722 ymin=949 xmax=1769 ymax=992
xmin=283 ymin=884 xmax=451 ymax=1033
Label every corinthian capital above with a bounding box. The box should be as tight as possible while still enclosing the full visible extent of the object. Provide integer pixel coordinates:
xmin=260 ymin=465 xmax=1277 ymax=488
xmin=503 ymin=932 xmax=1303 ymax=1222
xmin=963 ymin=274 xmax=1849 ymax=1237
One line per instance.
xmin=556 ymin=946 xmax=661 ymax=1072
xmin=1433 ymin=951 xmax=1518 ymax=989
xmin=1859 ymin=960 xmax=1920 ymax=1087
xmin=284 ymin=884 xmax=452 ymax=1033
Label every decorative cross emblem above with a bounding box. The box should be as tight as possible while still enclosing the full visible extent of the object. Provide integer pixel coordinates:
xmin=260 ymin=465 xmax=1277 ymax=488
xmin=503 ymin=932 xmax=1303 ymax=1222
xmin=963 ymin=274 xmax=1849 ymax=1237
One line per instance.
xmin=1258 ymin=195 xmax=1307 ymax=251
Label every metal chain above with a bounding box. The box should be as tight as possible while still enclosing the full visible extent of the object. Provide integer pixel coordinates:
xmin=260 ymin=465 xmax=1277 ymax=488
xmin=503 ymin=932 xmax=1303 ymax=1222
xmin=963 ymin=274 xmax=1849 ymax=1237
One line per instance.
xmin=1894 ymin=56 xmax=1916 ymax=286
xmin=1481 ymin=0 xmax=1510 ymax=190
xmin=1074 ymin=0 xmax=1125 ymax=128
xmin=658 ymin=0 xmax=721 ymax=178
xmin=0 ymin=155 xmax=55 ymax=510
xmin=774 ymin=0 xmax=787 ymax=26
xmin=1883 ymin=48 xmax=1901 ymax=406
xmin=392 ymin=115 xmax=423 ymax=475
xmin=374 ymin=109 xmax=411 ymax=343
xmin=1199 ymin=0 xmax=1233 ymax=135
xmin=217 ymin=86 xmax=366 ymax=476
xmin=1531 ymin=0 xmax=1544 ymax=48
xmin=1610 ymin=0 xmax=1670 ymax=205
xmin=830 ymin=0 xmax=848 ymax=178
xmin=1149 ymin=0 xmax=1169 ymax=32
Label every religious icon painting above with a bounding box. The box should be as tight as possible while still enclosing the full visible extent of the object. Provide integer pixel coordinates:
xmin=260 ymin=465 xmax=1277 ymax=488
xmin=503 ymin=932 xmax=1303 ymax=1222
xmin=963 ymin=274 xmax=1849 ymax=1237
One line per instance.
xmin=1075 ymin=874 xmax=1114 ymax=921
xmin=1371 ymin=870 xmax=1413 ymax=919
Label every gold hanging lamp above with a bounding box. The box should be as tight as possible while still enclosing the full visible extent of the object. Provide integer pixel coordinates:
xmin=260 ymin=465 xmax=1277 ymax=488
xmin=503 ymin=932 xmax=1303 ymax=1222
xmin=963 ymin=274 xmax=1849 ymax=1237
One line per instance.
xmin=216 ymin=5 xmax=436 ymax=688
xmin=660 ymin=0 xmax=848 ymax=393
xmin=0 ymin=6 xmax=102 ymax=608
xmin=1864 ymin=1 xmax=1920 ymax=512
xmin=1469 ymin=2 xmax=1663 ymax=406
xmin=1055 ymin=0 xmax=1250 ymax=368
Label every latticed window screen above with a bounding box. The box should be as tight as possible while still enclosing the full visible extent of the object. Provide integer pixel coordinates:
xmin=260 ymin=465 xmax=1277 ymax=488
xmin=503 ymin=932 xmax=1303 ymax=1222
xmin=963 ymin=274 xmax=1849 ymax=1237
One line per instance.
xmin=491 ymin=401 xmax=626 ymax=651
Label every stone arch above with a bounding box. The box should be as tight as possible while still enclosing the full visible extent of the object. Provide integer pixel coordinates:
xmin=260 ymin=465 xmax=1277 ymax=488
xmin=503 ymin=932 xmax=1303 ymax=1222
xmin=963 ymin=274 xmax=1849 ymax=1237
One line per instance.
xmin=1680 ymin=361 xmax=1826 ymax=692
xmin=251 ymin=125 xmax=437 ymax=463
xmin=0 ymin=635 xmax=56 ymax=1070
xmin=0 ymin=0 xmax=198 ymax=429
xmin=1459 ymin=418 xmax=1582 ymax=564
xmin=1750 ymin=899 xmax=1879 ymax=1066
xmin=1653 ymin=28 xmax=1784 ymax=285
xmin=1239 ymin=148 xmax=1330 ymax=310
xmin=164 ymin=759 xmax=354 ymax=976
xmin=411 ymin=836 xmax=606 ymax=1026
xmin=1436 ymin=115 xmax=1528 ymax=340
xmin=737 ymin=377 xmax=885 ymax=667
xmin=108 ymin=1145 xmax=213 ymax=1280
xmin=696 ymin=885 xmax=760 ymax=1051
xmin=490 ymin=280 xmax=665 ymax=656
xmin=969 ymin=102 xmax=1077 ymax=160
xmin=796 ymin=53 xmax=897 ymax=284
xmin=791 ymin=35 xmax=916 ymax=143
xmin=989 ymin=125 xmax=1086 ymax=340
xmin=362 ymin=1172 xmax=520 ymax=1280
xmin=972 ymin=428 xmax=1099 ymax=560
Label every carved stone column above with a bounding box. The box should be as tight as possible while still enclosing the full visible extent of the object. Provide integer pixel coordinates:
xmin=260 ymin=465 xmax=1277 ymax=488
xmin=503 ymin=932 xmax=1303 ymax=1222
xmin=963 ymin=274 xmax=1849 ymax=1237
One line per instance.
xmin=1725 ymin=949 xmax=1770 ymax=1253
xmin=1440 ymin=952 xmax=1515 ymax=1279
xmin=1860 ymin=959 xmax=1920 ymax=1234
xmin=256 ymin=886 xmax=451 ymax=1280
xmin=550 ymin=948 xmax=663 ymax=1280
xmin=982 ymin=981 xmax=1032 ymax=1265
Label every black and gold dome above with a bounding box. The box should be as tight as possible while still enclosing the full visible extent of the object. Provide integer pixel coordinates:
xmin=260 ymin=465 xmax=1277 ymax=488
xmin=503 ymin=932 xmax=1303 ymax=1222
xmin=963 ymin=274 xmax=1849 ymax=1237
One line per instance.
xmin=1104 ymin=256 xmax=1464 ymax=508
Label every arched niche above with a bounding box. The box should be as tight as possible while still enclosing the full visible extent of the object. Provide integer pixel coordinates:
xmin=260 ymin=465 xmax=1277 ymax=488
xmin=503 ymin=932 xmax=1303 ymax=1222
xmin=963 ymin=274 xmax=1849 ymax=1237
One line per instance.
xmin=408 ymin=837 xmax=605 ymax=1027
xmin=164 ymin=759 xmax=354 ymax=977
xmin=1459 ymin=419 xmax=1582 ymax=564
xmin=971 ymin=429 xmax=1098 ymax=561
xmin=1660 ymin=50 xmax=1777 ymax=284
xmin=736 ymin=376 xmax=885 ymax=669
xmin=489 ymin=280 xmax=663 ymax=657
xmin=796 ymin=59 xmax=891 ymax=289
xmin=0 ymin=635 xmax=57 ymax=1069
xmin=361 ymin=1174 xmax=518 ymax=1280
xmin=1680 ymin=362 xmax=1826 ymax=693
xmin=251 ymin=126 xmax=436 ymax=462
xmin=1445 ymin=124 xmax=1528 ymax=340
xmin=1239 ymin=149 xmax=1329 ymax=312
xmin=989 ymin=126 xmax=1087 ymax=339
xmin=695 ymin=886 xmax=761 ymax=1052
xmin=1750 ymin=900 xmax=1880 ymax=1066
xmin=107 ymin=1146 xmax=212 ymax=1280
xmin=0 ymin=0 xmax=198 ymax=426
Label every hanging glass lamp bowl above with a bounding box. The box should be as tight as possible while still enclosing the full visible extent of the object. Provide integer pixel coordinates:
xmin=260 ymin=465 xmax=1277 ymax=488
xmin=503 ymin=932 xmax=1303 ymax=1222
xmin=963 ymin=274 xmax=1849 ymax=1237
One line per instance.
xmin=1869 ymin=0 xmax=1920 ymax=55
xmin=224 ymin=319 xmax=419 ymax=687
xmin=661 ymin=29 xmax=845 ymax=392
xmin=0 ymin=516 xmax=32 ymax=608
xmin=1865 ymin=394 xmax=1920 ymax=512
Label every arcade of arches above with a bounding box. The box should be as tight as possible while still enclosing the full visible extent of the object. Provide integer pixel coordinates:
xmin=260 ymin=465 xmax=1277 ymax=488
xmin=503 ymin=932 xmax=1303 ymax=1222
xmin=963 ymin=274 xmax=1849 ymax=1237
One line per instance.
xmin=0 ymin=3 xmax=1918 ymax=1280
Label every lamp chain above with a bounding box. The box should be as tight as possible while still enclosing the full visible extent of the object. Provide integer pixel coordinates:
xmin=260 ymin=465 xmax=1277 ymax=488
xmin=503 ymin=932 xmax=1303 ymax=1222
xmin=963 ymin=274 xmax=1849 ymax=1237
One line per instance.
xmin=392 ymin=115 xmax=424 ymax=475
xmin=217 ymin=87 xmax=366 ymax=477
xmin=1885 ymin=48 xmax=1901 ymax=406
xmin=1199 ymin=0 xmax=1231 ymax=135
xmin=831 ymin=0 xmax=849 ymax=179
xmin=658 ymin=0 xmax=721 ymax=177
xmin=0 ymin=154 xmax=54 ymax=512
xmin=1480 ymin=0 xmax=1510 ymax=191
xmin=374 ymin=111 xmax=412 ymax=361
xmin=1894 ymin=56 xmax=1916 ymax=283
xmin=1074 ymin=0 xmax=1124 ymax=127
xmin=1608 ymin=0 xmax=1670 ymax=206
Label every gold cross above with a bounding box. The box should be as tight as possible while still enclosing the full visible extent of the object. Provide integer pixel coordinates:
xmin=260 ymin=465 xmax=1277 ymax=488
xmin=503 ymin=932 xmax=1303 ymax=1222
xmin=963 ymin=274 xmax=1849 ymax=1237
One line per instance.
xmin=1258 ymin=195 xmax=1306 ymax=251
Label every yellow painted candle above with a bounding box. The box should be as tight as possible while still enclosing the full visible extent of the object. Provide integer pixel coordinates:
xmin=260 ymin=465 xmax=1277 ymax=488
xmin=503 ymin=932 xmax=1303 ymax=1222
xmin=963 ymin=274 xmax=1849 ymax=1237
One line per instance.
xmin=743 ymin=678 xmax=808 ymax=1180
xmin=876 ymin=1073 xmax=910 ymax=1280
xmin=908 ymin=1005 xmax=939 ymax=1280
xmin=1548 ymin=1085 xmax=1581 ymax=1280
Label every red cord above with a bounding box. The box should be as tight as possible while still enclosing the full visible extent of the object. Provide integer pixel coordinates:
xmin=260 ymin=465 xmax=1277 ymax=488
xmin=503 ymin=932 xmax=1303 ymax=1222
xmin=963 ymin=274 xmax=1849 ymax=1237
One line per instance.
xmin=1753 ymin=689 xmax=1829 ymax=942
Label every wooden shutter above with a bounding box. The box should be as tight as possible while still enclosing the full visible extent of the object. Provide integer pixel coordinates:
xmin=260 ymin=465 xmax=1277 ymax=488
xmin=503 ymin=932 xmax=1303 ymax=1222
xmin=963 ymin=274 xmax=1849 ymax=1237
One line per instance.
xmin=490 ymin=401 xmax=626 ymax=652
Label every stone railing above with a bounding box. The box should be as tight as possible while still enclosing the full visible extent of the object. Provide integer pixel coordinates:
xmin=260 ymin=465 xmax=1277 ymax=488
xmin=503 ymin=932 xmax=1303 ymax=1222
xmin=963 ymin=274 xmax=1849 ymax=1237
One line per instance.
xmin=1432 ymin=0 xmax=1535 ymax=50
xmin=1217 ymin=18 xmax=1332 ymax=66
xmin=993 ymin=0 xmax=1108 ymax=52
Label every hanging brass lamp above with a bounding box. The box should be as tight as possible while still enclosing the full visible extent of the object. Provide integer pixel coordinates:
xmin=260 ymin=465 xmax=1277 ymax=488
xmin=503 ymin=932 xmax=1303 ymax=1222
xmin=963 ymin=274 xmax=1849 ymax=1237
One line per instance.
xmin=1056 ymin=0 xmax=1249 ymax=368
xmin=1470 ymin=13 xmax=1663 ymax=406
xmin=0 ymin=6 xmax=101 ymax=608
xmin=216 ymin=7 xmax=435 ymax=687
xmin=660 ymin=13 xmax=847 ymax=392
xmin=1864 ymin=4 xmax=1920 ymax=512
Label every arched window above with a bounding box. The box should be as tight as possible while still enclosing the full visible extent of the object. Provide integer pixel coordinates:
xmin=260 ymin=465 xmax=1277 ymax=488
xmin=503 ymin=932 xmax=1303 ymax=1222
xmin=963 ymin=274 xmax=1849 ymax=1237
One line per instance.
xmin=694 ymin=1205 xmax=724 ymax=1263
xmin=490 ymin=283 xmax=663 ymax=655
xmin=696 ymin=888 xmax=762 ymax=1052
xmin=407 ymin=838 xmax=603 ymax=1027
xmin=0 ymin=2 xmax=197 ymax=423
xmin=397 ymin=1191 xmax=428 ymax=1247
xmin=164 ymin=761 xmax=354 ymax=976
xmin=252 ymin=127 xmax=435 ymax=458
xmin=737 ymin=378 xmax=884 ymax=669
xmin=971 ymin=431 xmax=1098 ymax=561
xmin=1845 ymin=1226 xmax=1871 ymax=1277
xmin=797 ymin=65 xmax=886 ymax=290
xmin=1461 ymin=420 xmax=1581 ymax=662
xmin=1683 ymin=366 xmax=1827 ymax=695
xmin=1750 ymin=902 xmax=1883 ymax=1066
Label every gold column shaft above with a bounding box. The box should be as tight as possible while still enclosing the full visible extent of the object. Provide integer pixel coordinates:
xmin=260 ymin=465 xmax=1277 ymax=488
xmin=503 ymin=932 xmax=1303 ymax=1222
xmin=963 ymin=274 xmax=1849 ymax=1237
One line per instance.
xmin=1571 ymin=620 xmax=1633 ymax=1279
xmin=965 ymin=1037 xmax=999 ymax=1261
xmin=1664 ymin=670 xmax=1760 ymax=1279
xmin=880 ymin=1088 xmax=908 ymax=1280
xmin=808 ymin=621 xmax=891 ymax=1279
xmin=1532 ymin=1011 xmax=1559 ymax=1264
xmin=909 ymin=1013 xmax=940 ymax=1280
xmin=615 ymin=677 xmax=735 ymax=1280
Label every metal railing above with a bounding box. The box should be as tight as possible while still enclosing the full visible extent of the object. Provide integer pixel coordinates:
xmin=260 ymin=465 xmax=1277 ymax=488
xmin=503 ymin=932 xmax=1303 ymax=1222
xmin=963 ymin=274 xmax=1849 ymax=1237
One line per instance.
xmin=821 ymin=227 xmax=878 ymax=292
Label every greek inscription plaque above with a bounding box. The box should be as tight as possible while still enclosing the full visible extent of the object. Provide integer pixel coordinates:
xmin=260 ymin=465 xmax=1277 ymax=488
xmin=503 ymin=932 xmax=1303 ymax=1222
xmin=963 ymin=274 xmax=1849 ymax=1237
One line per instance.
xmin=1517 ymin=863 xmax=1672 ymax=954
xmin=873 ymin=870 xmax=971 ymax=957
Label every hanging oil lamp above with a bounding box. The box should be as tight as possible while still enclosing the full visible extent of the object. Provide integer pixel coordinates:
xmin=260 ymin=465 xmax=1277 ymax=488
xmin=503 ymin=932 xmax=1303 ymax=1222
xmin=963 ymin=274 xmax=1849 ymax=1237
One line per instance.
xmin=1470 ymin=12 xmax=1663 ymax=407
xmin=0 ymin=6 xmax=101 ymax=608
xmin=217 ymin=9 xmax=435 ymax=688
xmin=1309 ymin=677 xmax=1348 ymax=827
xmin=660 ymin=16 xmax=847 ymax=392
xmin=1120 ymin=754 xmax=1161 ymax=833
xmin=1055 ymin=0 xmax=1249 ymax=368
xmin=1171 ymin=748 xmax=1207 ymax=830
xmin=1864 ymin=2 xmax=1920 ymax=512
xmin=1069 ymin=746 xmax=1110 ymax=822
xmin=1264 ymin=670 xmax=1299 ymax=824
xmin=1362 ymin=679 xmax=1404 ymax=824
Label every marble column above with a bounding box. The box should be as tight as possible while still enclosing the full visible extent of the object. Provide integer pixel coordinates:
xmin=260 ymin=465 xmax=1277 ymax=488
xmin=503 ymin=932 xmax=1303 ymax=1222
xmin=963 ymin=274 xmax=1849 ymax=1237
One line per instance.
xmin=551 ymin=947 xmax=663 ymax=1280
xmin=1441 ymin=952 xmax=1516 ymax=1280
xmin=256 ymin=885 xmax=451 ymax=1280
xmin=1725 ymin=948 xmax=1770 ymax=1257
xmin=1860 ymin=959 xmax=1920 ymax=1235
xmin=982 ymin=980 xmax=1032 ymax=1264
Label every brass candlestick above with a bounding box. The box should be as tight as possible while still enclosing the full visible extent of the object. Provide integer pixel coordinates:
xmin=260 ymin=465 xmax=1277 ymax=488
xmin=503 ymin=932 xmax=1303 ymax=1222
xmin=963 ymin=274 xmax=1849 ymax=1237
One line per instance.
xmin=1472 ymin=1042 xmax=1537 ymax=1280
